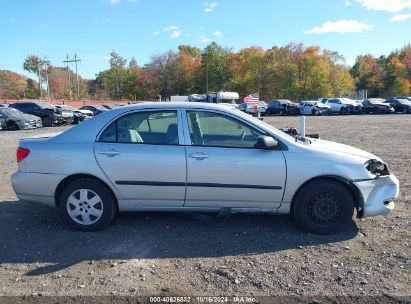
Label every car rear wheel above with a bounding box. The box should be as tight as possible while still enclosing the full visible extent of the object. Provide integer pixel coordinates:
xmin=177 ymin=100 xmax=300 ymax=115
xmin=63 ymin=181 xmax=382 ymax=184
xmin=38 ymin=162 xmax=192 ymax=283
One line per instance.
xmin=293 ymin=179 xmax=354 ymax=234
xmin=59 ymin=178 xmax=116 ymax=231
xmin=42 ymin=117 xmax=53 ymax=127
xmin=339 ymin=107 xmax=347 ymax=115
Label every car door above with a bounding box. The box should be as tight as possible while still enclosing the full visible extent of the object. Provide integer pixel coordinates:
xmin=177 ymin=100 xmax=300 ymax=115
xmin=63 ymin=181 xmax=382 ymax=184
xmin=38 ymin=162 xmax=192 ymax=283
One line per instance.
xmin=183 ymin=109 xmax=286 ymax=209
xmin=327 ymin=99 xmax=338 ymax=112
xmin=25 ymin=103 xmax=41 ymax=117
xmin=94 ymin=109 xmax=187 ymax=208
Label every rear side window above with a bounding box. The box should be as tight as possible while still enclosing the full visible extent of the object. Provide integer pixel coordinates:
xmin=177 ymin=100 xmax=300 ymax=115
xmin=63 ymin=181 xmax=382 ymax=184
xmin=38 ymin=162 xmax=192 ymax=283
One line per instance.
xmin=98 ymin=110 xmax=179 ymax=145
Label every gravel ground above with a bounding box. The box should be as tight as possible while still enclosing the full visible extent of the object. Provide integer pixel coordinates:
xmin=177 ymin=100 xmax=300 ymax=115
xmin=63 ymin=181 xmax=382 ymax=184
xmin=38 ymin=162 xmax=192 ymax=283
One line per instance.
xmin=0 ymin=115 xmax=410 ymax=302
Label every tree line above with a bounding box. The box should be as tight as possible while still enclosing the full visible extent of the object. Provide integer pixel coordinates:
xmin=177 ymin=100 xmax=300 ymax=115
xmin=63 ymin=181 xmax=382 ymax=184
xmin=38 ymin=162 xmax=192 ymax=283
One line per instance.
xmin=0 ymin=42 xmax=410 ymax=101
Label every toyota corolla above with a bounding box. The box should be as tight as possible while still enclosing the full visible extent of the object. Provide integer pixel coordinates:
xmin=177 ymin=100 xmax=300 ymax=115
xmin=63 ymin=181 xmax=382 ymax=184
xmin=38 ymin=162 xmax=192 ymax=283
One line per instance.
xmin=11 ymin=103 xmax=399 ymax=233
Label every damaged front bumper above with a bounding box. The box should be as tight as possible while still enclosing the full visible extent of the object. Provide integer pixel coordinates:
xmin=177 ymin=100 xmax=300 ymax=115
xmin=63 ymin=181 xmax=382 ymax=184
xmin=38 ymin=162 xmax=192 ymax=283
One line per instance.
xmin=352 ymin=174 xmax=399 ymax=218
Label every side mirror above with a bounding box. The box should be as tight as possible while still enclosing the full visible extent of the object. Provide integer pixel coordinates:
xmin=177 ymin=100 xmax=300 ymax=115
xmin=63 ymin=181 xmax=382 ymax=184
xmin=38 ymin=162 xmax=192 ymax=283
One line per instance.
xmin=255 ymin=135 xmax=278 ymax=149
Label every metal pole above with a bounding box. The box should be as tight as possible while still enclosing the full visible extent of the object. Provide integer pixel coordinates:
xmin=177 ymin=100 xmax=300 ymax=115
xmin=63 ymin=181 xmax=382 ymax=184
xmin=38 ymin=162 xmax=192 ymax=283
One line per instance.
xmin=37 ymin=62 xmax=42 ymax=101
xmin=44 ymin=58 xmax=50 ymax=101
xmin=206 ymin=60 xmax=209 ymax=93
xmin=74 ymin=54 xmax=80 ymax=101
xmin=300 ymin=116 xmax=306 ymax=137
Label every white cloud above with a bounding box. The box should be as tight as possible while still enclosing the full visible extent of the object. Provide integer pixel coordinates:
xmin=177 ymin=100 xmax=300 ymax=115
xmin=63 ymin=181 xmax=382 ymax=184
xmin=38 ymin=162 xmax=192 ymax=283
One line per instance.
xmin=162 ymin=25 xmax=178 ymax=32
xmin=198 ymin=36 xmax=211 ymax=44
xmin=390 ymin=13 xmax=411 ymax=21
xmin=109 ymin=0 xmax=120 ymax=4
xmin=355 ymin=0 xmax=411 ymax=12
xmin=153 ymin=25 xmax=182 ymax=38
xmin=345 ymin=0 xmax=352 ymax=6
xmin=170 ymin=30 xmax=181 ymax=38
xmin=203 ymin=1 xmax=218 ymax=13
xmin=213 ymin=30 xmax=222 ymax=38
xmin=304 ymin=19 xmax=373 ymax=34
xmin=93 ymin=18 xmax=110 ymax=24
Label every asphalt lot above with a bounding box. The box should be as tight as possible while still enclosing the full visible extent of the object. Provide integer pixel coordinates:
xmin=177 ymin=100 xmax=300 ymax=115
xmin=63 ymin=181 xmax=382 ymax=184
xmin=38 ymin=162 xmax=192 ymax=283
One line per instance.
xmin=0 ymin=114 xmax=410 ymax=300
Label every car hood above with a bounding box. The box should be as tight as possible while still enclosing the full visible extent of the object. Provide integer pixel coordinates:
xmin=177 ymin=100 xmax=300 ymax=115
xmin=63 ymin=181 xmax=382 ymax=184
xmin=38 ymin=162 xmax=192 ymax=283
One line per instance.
xmin=6 ymin=113 xmax=40 ymax=121
xmin=309 ymin=138 xmax=379 ymax=160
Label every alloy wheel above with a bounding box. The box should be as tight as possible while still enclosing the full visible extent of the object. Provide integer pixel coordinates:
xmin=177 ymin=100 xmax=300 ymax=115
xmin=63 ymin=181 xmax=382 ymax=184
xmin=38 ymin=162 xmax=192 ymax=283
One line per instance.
xmin=66 ymin=189 xmax=104 ymax=225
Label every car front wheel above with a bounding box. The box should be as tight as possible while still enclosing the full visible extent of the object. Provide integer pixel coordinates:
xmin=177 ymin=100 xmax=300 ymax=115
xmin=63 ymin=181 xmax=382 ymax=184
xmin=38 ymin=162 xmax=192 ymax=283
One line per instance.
xmin=59 ymin=178 xmax=116 ymax=231
xmin=293 ymin=179 xmax=354 ymax=234
xmin=42 ymin=117 xmax=53 ymax=127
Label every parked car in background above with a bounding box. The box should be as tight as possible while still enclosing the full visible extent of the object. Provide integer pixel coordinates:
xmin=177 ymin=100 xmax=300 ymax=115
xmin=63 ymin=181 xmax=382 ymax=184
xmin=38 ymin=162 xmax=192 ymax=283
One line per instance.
xmin=11 ymin=102 xmax=399 ymax=234
xmin=390 ymin=96 xmax=411 ymax=101
xmin=299 ymin=101 xmax=331 ymax=115
xmin=0 ymin=107 xmax=42 ymax=130
xmin=0 ymin=104 xmax=10 ymax=108
xmin=361 ymin=99 xmax=395 ymax=114
xmin=79 ymin=105 xmax=108 ymax=116
xmin=9 ymin=102 xmax=64 ymax=127
xmin=266 ymin=100 xmax=300 ymax=116
xmin=325 ymin=98 xmax=358 ymax=115
xmin=318 ymin=98 xmax=329 ymax=103
xmin=384 ymin=98 xmax=411 ymax=113
xmin=101 ymin=105 xmax=115 ymax=110
xmin=55 ymin=105 xmax=91 ymax=124
xmin=238 ymin=101 xmax=267 ymax=116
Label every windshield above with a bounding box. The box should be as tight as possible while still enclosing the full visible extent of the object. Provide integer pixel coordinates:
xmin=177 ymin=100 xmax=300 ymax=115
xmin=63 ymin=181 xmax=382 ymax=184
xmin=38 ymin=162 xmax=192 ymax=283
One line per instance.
xmin=95 ymin=105 xmax=108 ymax=111
xmin=59 ymin=105 xmax=76 ymax=110
xmin=368 ymin=98 xmax=385 ymax=104
xmin=37 ymin=102 xmax=55 ymax=109
xmin=398 ymin=99 xmax=411 ymax=105
xmin=0 ymin=108 xmax=23 ymax=116
xmin=239 ymin=110 xmax=305 ymax=143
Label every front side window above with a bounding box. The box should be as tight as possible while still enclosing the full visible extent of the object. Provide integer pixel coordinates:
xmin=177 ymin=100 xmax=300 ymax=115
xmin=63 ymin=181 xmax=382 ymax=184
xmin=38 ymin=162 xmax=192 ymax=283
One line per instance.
xmin=99 ymin=110 xmax=179 ymax=145
xmin=186 ymin=111 xmax=262 ymax=148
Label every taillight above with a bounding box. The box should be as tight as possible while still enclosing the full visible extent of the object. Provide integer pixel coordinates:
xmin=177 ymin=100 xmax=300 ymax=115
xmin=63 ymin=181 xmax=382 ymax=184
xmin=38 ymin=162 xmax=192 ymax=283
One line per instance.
xmin=17 ymin=147 xmax=30 ymax=163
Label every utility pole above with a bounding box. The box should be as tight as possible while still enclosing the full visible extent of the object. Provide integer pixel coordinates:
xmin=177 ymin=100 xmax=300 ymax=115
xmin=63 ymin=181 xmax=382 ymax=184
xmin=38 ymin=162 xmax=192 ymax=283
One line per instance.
xmin=43 ymin=57 xmax=51 ymax=101
xmin=63 ymin=54 xmax=81 ymax=100
xmin=206 ymin=62 xmax=209 ymax=93
xmin=63 ymin=54 xmax=72 ymax=102
xmin=37 ymin=61 xmax=43 ymax=101
xmin=74 ymin=54 xmax=81 ymax=101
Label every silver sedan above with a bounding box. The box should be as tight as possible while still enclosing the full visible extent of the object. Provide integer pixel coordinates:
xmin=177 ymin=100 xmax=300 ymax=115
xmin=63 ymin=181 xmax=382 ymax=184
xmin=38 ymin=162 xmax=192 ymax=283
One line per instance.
xmin=11 ymin=102 xmax=399 ymax=233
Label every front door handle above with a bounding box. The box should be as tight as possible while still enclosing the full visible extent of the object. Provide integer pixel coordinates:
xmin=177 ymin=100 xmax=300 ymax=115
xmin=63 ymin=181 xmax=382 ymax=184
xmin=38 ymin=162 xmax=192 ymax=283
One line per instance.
xmin=99 ymin=149 xmax=121 ymax=157
xmin=188 ymin=152 xmax=209 ymax=159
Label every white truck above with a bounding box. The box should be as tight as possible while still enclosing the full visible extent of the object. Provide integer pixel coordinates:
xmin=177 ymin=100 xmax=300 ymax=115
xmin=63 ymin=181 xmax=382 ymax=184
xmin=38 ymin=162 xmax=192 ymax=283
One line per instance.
xmin=188 ymin=91 xmax=240 ymax=105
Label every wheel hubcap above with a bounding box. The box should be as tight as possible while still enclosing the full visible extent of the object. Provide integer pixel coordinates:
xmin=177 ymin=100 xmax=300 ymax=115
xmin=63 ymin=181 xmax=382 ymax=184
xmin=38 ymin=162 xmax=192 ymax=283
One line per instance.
xmin=307 ymin=193 xmax=342 ymax=225
xmin=66 ymin=189 xmax=103 ymax=225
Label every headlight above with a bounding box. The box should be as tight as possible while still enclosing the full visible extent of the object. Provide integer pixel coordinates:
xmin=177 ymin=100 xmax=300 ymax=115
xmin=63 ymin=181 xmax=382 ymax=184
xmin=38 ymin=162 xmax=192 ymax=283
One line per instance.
xmin=365 ymin=159 xmax=389 ymax=176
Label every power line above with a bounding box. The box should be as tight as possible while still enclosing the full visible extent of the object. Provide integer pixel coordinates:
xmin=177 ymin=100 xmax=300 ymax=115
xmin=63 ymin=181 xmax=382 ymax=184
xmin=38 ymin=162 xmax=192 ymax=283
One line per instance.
xmin=63 ymin=54 xmax=81 ymax=100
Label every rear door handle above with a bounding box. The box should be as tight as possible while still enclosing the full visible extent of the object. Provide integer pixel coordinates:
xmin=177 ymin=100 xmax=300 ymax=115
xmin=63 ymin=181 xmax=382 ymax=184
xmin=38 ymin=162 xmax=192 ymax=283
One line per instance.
xmin=99 ymin=149 xmax=121 ymax=157
xmin=188 ymin=152 xmax=209 ymax=159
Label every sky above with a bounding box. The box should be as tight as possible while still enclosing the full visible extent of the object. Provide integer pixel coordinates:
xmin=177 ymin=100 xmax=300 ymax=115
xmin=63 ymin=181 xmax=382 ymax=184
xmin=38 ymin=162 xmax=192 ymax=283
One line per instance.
xmin=0 ymin=0 xmax=410 ymax=79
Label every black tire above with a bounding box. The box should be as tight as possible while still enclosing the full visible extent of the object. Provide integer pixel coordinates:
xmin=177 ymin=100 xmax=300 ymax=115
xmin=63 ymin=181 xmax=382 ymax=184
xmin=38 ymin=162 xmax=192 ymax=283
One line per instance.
xmin=293 ymin=179 xmax=354 ymax=234
xmin=7 ymin=121 xmax=19 ymax=130
xmin=42 ymin=116 xmax=53 ymax=127
xmin=339 ymin=107 xmax=347 ymax=115
xmin=59 ymin=178 xmax=117 ymax=231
